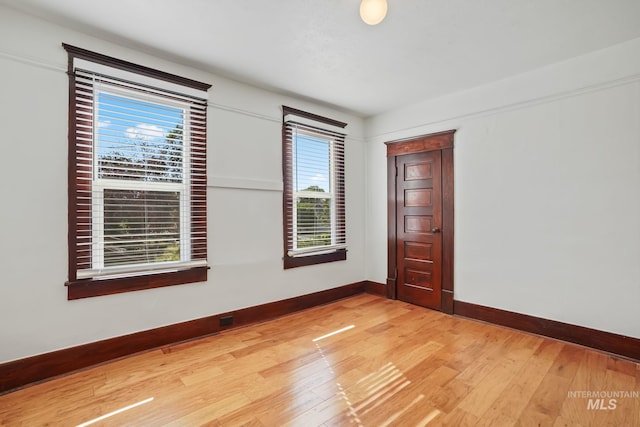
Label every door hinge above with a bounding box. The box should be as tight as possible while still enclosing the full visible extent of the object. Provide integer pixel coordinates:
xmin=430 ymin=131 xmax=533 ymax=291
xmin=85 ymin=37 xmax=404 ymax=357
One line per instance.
xmin=395 ymin=165 xmax=398 ymax=176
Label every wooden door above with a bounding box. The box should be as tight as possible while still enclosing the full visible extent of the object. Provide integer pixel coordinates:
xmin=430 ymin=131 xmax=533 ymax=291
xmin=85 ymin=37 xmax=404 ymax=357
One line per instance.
xmin=386 ymin=130 xmax=454 ymax=313
xmin=396 ymin=151 xmax=442 ymax=309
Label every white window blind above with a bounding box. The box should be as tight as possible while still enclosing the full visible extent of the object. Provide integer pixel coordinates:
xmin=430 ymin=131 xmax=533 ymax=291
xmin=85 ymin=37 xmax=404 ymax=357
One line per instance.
xmin=283 ymin=112 xmax=347 ymax=260
xmin=71 ymin=67 xmax=208 ymax=280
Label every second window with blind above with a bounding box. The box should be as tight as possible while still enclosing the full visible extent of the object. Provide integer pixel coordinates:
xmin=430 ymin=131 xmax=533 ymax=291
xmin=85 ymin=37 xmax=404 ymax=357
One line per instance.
xmin=282 ymin=106 xmax=347 ymax=269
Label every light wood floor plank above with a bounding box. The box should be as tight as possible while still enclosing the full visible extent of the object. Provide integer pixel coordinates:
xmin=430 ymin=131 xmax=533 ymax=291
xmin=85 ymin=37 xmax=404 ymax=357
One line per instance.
xmin=1 ymin=293 xmax=638 ymax=426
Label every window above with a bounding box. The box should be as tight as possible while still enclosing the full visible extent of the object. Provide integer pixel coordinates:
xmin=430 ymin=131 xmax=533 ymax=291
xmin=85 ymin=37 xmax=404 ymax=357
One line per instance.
xmin=64 ymin=44 xmax=210 ymax=299
xmin=282 ymin=106 xmax=347 ymax=269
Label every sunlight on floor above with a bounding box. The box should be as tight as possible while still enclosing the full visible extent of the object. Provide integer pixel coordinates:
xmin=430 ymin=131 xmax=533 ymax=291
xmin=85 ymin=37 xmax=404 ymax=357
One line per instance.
xmin=353 ymin=362 xmax=412 ymax=417
xmin=75 ymin=397 xmax=154 ymax=427
xmin=311 ymin=323 xmax=433 ymax=426
xmin=417 ymin=409 xmax=442 ymax=426
xmin=312 ymin=325 xmax=355 ymax=342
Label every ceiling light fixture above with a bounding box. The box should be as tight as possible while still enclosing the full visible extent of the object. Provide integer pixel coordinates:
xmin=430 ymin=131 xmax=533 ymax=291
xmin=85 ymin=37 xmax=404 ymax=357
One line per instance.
xmin=360 ymin=0 xmax=388 ymax=25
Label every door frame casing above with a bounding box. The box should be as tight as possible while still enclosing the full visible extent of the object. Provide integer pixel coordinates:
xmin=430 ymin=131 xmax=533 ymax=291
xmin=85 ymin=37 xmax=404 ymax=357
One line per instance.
xmin=385 ymin=130 xmax=455 ymax=314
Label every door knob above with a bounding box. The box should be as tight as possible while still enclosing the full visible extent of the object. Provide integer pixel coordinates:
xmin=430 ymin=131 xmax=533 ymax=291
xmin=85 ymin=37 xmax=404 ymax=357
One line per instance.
xmin=431 ymin=227 xmax=441 ymax=233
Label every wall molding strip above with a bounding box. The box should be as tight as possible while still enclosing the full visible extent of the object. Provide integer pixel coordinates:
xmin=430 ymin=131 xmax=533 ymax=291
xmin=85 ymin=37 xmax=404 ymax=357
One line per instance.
xmin=207 ymin=176 xmax=283 ymax=192
xmin=370 ymin=73 xmax=640 ymax=142
xmin=454 ymin=300 xmax=640 ymax=362
xmin=363 ymin=281 xmax=386 ymax=297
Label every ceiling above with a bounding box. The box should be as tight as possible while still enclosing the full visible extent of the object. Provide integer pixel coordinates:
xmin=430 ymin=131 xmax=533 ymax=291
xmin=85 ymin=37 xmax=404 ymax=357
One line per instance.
xmin=3 ymin=0 xmax=640 ymax=117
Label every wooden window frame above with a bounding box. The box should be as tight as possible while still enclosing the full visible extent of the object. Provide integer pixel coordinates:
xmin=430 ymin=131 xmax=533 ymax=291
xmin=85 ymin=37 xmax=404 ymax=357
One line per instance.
xmin=64 ymin=44 xmax=211 ymax=300
xmin=282 ymin=106 xmax=347 ymax=269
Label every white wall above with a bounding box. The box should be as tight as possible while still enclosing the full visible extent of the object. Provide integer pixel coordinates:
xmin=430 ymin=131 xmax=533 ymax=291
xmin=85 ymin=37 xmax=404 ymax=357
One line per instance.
xmin=0 ymin=6 xmax=367 ymax=363
xmin=366 ymin=38 xmax=640 ymax=339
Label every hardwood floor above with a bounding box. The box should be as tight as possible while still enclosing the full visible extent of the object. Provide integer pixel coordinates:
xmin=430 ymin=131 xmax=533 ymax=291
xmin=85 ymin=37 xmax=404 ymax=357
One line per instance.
xmin=1 ymin=294 xmax=638 ymax=426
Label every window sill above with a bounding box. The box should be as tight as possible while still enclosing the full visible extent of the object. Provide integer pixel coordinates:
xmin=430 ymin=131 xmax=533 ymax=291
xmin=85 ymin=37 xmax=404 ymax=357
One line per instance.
xmin=283 ymin=249 xmax=347 ymax=269
xmin=66 ymin=267 xmax=208 ymax=300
